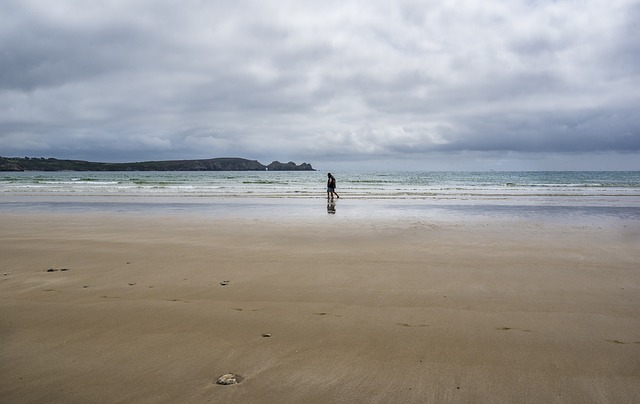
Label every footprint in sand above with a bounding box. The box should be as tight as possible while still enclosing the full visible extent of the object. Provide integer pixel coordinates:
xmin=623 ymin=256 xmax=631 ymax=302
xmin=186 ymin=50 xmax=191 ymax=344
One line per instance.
xmin=397 ymin=323 xmax=429 ymax=328
xmin=605 ymin=339 xmax=640 ymax=344
xmin=313 ymin=312 xmax=342 ymax=317
xmin=496 ymin=327 xmax=530 ymax=332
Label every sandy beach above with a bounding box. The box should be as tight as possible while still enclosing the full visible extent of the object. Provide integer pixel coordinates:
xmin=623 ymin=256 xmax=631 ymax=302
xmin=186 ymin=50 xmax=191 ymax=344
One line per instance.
xmin=1 ymin=210 xmax=639 ymax=403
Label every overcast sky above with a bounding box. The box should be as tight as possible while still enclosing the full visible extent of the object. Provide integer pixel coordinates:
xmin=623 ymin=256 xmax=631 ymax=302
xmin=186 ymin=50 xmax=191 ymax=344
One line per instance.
xmin=1 ymin=0 xmax=639 ymax=170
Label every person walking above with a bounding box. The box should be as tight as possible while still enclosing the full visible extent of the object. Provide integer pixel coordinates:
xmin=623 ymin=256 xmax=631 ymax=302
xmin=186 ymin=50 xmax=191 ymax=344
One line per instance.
xmin=327 ymin=173 xmax=340 ymax=199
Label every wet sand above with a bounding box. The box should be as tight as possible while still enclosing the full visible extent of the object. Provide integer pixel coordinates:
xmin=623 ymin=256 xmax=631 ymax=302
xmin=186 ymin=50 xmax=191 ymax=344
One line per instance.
xmin=1 ymin=212 xmax=639 ymax=403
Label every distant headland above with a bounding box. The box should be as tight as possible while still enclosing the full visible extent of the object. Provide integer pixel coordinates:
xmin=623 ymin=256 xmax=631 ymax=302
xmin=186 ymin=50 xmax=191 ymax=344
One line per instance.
xmin=0 ymin=156 xmax=315 ymax=172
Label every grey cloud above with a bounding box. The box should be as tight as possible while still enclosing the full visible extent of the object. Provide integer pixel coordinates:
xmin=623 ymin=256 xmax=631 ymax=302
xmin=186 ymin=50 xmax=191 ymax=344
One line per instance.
xmin=1 ymin=3 xmax=147 ymax=91
xmin=0 ymin=0 xmax=638 ymax=169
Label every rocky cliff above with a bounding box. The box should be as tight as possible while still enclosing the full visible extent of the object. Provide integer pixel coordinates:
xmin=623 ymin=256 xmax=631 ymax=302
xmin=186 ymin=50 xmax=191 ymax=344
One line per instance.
xmin=267 ymin=161 xmax=315 ymax=171
xmin=0 ymin=157 xmax=315 ymax=171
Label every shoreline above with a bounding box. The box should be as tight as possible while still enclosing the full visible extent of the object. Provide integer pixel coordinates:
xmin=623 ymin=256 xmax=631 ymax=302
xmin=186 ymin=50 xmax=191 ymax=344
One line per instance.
xmin=1 ymin=212 xmax=639 ymax=402
xmin=3 ymin=171 xmax=639 ymax=206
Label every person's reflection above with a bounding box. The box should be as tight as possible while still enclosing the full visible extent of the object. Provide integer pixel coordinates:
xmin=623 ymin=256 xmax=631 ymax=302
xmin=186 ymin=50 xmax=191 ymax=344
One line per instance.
xmin=327 ymin=200 xmax=336 ymax=214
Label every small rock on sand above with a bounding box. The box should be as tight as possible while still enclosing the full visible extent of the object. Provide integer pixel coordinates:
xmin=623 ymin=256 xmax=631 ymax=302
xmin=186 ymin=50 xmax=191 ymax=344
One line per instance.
xmin=216 ymin=373 xmax=242 ymax=385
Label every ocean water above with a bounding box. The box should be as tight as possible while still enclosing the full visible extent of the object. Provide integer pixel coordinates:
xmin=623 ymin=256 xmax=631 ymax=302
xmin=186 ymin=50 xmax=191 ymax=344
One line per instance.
xmin=2 ymin=170 xmax=640 ymax=200
xmin=2 ymin=171 xmax=640 ymax=221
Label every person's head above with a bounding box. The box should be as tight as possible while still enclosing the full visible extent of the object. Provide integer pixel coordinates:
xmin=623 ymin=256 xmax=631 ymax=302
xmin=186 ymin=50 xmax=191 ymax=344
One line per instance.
xmin=327 ymin=173 xmax=332 ymax=178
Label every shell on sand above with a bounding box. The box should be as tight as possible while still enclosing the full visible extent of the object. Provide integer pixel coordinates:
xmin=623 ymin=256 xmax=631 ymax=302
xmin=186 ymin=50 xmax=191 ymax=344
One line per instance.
xmin=216 ymin=373 xmax=241 ymax=385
